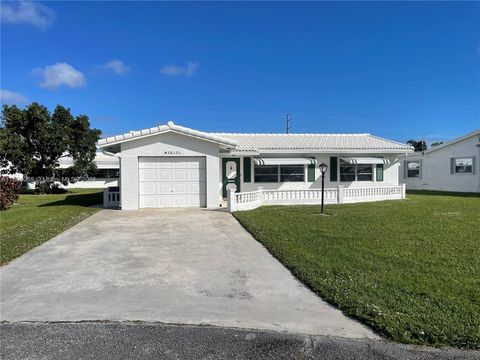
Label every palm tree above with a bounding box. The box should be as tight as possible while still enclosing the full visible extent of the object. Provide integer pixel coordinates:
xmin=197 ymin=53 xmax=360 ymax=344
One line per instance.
xmin=406 ymin=140 xmax=427 ymax=152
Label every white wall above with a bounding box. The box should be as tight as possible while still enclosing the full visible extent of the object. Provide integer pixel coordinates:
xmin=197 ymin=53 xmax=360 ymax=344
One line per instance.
xmin=5 ymin=174 xmax=118 ymax=189
xmin=219 ymin=153 xmax=401 ymax=200
xmin=399 ymin=135 xmax=480 ymax=193
xmin=66 ymin=179 xmax=118 ymax=189
xmin=120 ymin=132 xmax=221 ymax=209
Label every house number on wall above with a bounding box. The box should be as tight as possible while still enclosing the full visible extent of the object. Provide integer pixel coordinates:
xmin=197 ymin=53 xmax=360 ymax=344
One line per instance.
xmin=164 ymin=151 xmax=182 ymax=155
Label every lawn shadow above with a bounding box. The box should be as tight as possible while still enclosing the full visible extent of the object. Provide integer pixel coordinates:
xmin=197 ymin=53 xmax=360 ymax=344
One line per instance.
xmin=407 ymin=190 xmax=480 ymax=198
xmin=39 ymin=192 xmax=103 ymax=207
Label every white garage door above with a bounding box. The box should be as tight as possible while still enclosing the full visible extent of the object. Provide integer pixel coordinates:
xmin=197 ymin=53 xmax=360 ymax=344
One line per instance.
xmin=139 ymin=157 xmax=206 ymax=208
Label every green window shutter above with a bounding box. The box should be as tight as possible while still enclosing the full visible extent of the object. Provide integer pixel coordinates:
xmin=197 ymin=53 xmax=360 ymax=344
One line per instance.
xmin=330 ymin=157 xmax=338 ymax=182
xmin=307 ymin=160 xmax=315 ymax=182
xmin=243 ymin=157 xmax=251 ymax=183
xmin=376 ymin=164 xmax=384 ymax=181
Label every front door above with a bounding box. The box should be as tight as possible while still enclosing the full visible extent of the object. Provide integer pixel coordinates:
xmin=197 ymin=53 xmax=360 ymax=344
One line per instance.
xmin=222 ymin=158 xmax=240 ymax=198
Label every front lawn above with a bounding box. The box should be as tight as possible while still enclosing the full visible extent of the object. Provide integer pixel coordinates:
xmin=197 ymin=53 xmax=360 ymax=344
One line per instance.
xmin=234 ymin=192 xmax=480 ymax=349
xmin=0 ymin=189 xmax=103 ymax=265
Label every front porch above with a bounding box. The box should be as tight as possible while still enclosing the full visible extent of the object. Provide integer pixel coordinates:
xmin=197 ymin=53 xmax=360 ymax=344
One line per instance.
xmin=227 ymin=184 xmax=406 ymax=212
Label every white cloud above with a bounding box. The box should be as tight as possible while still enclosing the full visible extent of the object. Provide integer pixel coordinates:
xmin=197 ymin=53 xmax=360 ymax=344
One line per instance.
xmin=32 ymin=63 xmax=86 ymax=90
xmin=0 ymin=89 xmax=28 ymax=105
xmin=160 ymin=62 xmax=199 ymax=77
xmin=103 ymin=59 xmax=130 ymax=75
xmin=0 ymin=1 xmax=55 ymax=29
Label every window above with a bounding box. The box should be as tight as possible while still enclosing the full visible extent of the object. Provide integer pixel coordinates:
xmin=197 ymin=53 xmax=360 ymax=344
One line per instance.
xmin=90 ymin=168 xmax=119 ymax=179
xmin=340 ymin=161 xmax=355 ymax=181
xmin=406 ymin=161 xmax=420 ymax=178
xmin=108 ymin=169 xmax=119 ymax=178
xmin=254 ymin=165 xmax=305 ymax=182
xmin=453 ymin=158 xmax=473 ymax=174
xmin=357 ymin=164 xmax=373 ymax=181
xmin=339 ymin=160 xmax=373 ymax=181
xmin=280 ymin=165 xmax=304 ymax=182
xmin=254 ymin=165 xmax=278 ymax=182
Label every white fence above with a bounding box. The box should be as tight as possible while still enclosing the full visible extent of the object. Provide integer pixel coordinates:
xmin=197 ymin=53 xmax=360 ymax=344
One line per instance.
xmin=227 ymin=184 xmax=406 ymax=212
xmin=103 ymin=187 xmax=120 ymax=208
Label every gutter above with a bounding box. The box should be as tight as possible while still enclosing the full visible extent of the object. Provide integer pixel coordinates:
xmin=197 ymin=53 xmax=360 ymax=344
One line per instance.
xmin=99 ymin=147 xmax=121 ymax=159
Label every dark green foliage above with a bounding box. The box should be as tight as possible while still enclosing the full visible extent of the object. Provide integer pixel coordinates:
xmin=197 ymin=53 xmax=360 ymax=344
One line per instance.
xmin=34 ymin=179 xmax=67 ymax=194
xmin=0 ymin=103 xmax=101 ymax=192
xmin=234 ymin=193 xmax=480 ymax=349
xmin=406 ymin=140 xmax=427 ymax=152
xmin=0 ymin=176 xmax=21 ymax=210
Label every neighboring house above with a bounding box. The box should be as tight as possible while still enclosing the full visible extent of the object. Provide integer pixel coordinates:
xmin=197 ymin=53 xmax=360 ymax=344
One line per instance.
xmin=399 ymin=129 xmax=480 ymax=193
xmin=98 ymin=121 xmax=413 ymax=210
xmin=3 ymin=152 xmax=119 ymax=189
xmin=58 ymin=152 xmax=119 ymax=189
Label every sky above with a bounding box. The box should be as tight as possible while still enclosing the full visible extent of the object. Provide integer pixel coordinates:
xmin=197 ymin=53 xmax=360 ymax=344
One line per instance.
xmin=1 ymin=1 xmax=479 ymax=144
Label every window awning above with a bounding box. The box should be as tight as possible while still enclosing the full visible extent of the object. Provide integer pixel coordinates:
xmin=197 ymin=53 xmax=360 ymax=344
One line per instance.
xmin=253 ymin=157 xmax=317 ymax=166
xmin=341 ymin=157 xmax=390 ymax=165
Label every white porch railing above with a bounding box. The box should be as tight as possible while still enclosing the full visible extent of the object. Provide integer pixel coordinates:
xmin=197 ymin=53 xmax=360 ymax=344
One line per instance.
xmin=103 ymin=187 xmax=120 ymax=208
xmin=227 ymin=184 xmax=406 ymax=212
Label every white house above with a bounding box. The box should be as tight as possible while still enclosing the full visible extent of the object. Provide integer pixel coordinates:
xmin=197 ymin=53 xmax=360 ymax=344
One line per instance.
xmin=399 ymin=129 xmax=480 ymax=193
xmin=58 ymin=152 xmax=119 ymax=189
xmin=98 ymin=121 xmax=414 ymax=211
xmin=7 ymin=153 xmax=120 ymax=189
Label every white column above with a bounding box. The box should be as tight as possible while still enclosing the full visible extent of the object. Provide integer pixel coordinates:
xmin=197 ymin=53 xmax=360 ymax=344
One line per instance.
xmin=401 ymin=183 xmax=406 ymax=199
xmin=257 ymin=186 xmax=264 ymax=202
xmin=227 ymin=188 xmax=236 ymax=212
xmin=337 ymin=185 xmax=344 ymax=204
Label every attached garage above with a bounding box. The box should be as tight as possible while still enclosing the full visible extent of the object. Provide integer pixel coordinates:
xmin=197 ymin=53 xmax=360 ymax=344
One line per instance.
xmin=97 ymin=121 xmax=238 ymax=209
xmin=138 ymin=157 xmax=206 ymax=208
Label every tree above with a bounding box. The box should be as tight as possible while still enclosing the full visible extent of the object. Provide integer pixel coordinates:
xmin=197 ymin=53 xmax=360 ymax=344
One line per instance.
xmin=431 ymin=141 xmax=444 ymax=147
xmin=0 ymin=103 xmax=101 ymax=188
xmin=406 ymin=139 xmax=427 ymax=152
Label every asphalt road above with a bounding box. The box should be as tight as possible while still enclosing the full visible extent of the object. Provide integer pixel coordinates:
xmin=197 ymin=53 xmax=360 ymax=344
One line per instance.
xmin=1 ymin=322 xmax=478 ymax=360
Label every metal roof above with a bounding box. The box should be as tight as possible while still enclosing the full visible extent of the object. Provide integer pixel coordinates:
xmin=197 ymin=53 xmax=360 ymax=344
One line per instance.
xmin=98 ymin=121 xmax=237 ymax=148
xmin=212 ymin=133 xmax=413 ymax=153
xmin=59 ymin=152 xmax=119 ymax=169
xmin=97 ymin=122 xmax=413 ymax=154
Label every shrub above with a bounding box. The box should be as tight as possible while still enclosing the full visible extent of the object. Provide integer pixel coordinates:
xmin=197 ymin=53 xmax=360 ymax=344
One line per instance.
xmin=0 ymin=176 xmax=21 ymax=210
xmin=35 ymin=180 xmax=68 ymax=194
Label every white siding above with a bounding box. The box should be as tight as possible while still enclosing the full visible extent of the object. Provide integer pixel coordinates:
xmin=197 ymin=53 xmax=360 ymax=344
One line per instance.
xmin=399 ymin=134 xmax=480 ymax=193
xmin=66 ymin=179 xmax=118 ymax=189
xmin=120 ymin=132 xmax=221 ymax=210
xmin=219 ymin=154 xmax=401 ymax=201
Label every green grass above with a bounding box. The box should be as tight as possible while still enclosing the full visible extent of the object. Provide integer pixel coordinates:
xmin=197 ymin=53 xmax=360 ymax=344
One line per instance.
xmin=0 ymin=189 xmax=103 ymax=265
xmin=234 ymin=193 xmax=480 ymax=349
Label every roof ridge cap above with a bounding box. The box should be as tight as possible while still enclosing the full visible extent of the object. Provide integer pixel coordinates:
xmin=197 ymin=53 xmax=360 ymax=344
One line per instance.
xmin=210 ymin=132 xmax=371 ymax=136
xmin=367 ymin=133 xmax=413 ymax=148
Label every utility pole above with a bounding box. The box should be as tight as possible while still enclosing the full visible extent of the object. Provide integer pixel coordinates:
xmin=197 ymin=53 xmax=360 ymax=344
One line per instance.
xmin=286 ymin=114 xmax=291 ymax=134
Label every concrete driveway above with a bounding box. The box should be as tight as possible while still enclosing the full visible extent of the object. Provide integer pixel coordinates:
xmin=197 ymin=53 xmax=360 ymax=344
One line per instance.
xmin=0 ymin=208 xmax=376 ymax=339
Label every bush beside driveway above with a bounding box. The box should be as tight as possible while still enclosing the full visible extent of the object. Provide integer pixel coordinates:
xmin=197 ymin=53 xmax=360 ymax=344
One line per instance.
xmin=234 ymin=192 xmax=480 ymax=349
xmin=0 ymin=189 xmax=102 ymax=265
